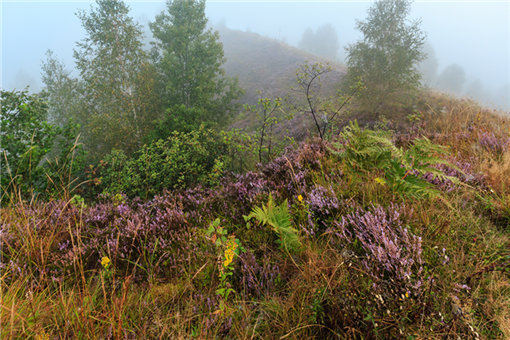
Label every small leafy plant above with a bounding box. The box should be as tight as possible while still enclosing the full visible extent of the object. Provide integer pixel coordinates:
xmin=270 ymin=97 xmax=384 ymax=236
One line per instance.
xmin=206 ymin=218 xmax=244 ymax=302
xmin=244 ymin=194 xmax=302 ymax=253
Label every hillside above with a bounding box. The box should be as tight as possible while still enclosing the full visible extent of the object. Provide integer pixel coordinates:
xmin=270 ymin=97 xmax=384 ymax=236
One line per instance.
xmin=218 ymin=27 xmax=348 ymax=141
xmin=219 ymin=26 xmax=346 ymax=105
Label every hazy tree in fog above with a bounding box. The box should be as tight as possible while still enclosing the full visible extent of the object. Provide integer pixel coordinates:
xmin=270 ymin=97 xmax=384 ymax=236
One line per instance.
xmin=418 ymin=42 xmax=438 ymax=87
xmin=299 ymin=28 xmax=314 ymax=53
xmin=74 ymin=0 xmax=157 ymax=159
xmin=150 ymin=0 xmax=242 ymax=133
xmin=345 ymin=0 xmax=425 ymax=112
xmin=298 ymin=24 xmax=339 ymax=61
xmin=464 ymin=79 xmax=487 ymax=102
xmin=436 ymin=64 xmax=466 ymax=95
xmin=41 ymin=50 xmax=84 ymax=127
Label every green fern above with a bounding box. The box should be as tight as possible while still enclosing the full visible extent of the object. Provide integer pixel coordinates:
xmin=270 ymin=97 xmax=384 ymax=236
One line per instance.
xmin=332 ymin=121 xmax=462 ymax=199
xmin=245 ymin=194 xmax=302 ymax=253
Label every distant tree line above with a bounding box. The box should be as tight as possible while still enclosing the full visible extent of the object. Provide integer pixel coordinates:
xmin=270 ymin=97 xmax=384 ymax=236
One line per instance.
xmin=299 ymin=24 xmax=340 ymax=61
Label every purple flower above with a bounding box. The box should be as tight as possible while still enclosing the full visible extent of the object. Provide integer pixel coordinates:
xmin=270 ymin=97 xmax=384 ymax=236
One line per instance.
xmin=337 ymin=204 xmax=424 ymax=295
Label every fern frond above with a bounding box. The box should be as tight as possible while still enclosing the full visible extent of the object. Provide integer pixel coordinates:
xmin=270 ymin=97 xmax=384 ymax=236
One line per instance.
xmin=331 ymin=120 xmax=465 ymax=200
xmin=246 ymin=194 xmax=302 ymax=253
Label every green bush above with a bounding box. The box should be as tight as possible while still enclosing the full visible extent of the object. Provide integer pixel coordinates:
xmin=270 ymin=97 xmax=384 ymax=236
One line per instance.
xmin=147 ymin=105 xmax=209 ymax=140
xmin=98 ymin=126 xmax=227 ymax=198
xmin=1 ymin=89 xmax=84 ymax=202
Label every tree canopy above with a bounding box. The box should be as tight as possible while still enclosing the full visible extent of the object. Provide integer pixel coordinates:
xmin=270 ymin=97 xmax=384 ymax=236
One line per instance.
xmin=345 ymin=0 xmax=426 ymax=111
xmin=74 ymin=0 xmax=158 ymax=158
xmin=150 ymin=0 xmax=242 ymax=130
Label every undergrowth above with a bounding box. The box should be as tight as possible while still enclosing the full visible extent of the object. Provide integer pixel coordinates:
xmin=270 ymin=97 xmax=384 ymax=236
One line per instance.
xmin=1 ymin=95 xmax=509 ymax=339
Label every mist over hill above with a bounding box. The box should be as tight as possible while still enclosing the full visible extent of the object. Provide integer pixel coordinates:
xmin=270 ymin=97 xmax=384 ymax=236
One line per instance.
xmin=217 ymin=26 xmax=346 ymax=106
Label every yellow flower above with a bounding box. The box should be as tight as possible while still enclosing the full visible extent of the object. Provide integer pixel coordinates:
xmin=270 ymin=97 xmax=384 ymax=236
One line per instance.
xmin=375 ymin=177 xmax=386 ymax=185
xmin=223 ymin=248 xmax=234 ymax=267
xmin=297 ymin=194 xmax=303 ymax=202
xmin=35 ymin=332 xmax=49 ymax=340
xmin=101 ymin=256 xmax=110 ymax=268
xmin=227 ymin=237 xmax=238 ymax=250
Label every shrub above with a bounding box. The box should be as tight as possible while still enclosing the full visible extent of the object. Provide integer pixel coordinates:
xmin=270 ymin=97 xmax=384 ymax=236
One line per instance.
xmin=98 ymin=126 xmax=226 ymax=199
xmin=1 ymin=89 xmax=84 ymax=203
xmin=304 ymin=185 xmax=340 ymax=235
xmin=337 ymin=203 xmax=424 ymax=296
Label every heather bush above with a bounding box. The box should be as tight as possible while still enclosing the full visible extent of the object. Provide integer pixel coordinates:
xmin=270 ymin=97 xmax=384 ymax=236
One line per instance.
xmin=477 ymin=130 xmax=510 ymax=157
xmin=261 ymin=142 xmax=325 ymax=199
xmin=336 ymin=203 xmax=424 ymax=297
xmin=304 ymin=185 xmax=340 ymax=235
xmin=236 ymin=250 xmax=282 ymax=298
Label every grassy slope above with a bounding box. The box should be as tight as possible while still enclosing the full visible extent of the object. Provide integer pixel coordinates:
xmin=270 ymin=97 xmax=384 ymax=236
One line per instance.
xmin=219 ymin=27 xmax=347 ymax=142
xmin=219 ymin=26 xmax=346 ymax=105
xmin=1 ymin=92 xmax=509 ymax=339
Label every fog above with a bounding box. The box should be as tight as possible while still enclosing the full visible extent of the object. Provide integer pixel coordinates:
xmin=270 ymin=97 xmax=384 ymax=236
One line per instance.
xmin=2 ymin=0 xmax=509 ymax=110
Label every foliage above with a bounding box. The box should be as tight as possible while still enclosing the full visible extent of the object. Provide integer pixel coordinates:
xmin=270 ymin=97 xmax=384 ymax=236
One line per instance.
xmin=147 ymin=105 xmax=208 ymax=140
xmin=245 ymin=194 xmax=302 ymax=253
xmin=1 ymin=90 xmax=54 ymax=198
xmin=245 ymin=97 xmax=283 ymax=164
xmin=0 ymin=89 xmax=84 ymax=202
xmin=41 ymin=50 xmax=84 ymax=127
xmin=220 ymin=129 xmax=258 ymax=173
xmin=150 ymin=0 xmax=242 ymax=127
xmin=98 ymin=126 xmax=226 ymax=199
xmin=74 ymin=0 xmax=159 ymax=159
xmin=332 ymin=120 xmax=460 ymax=199
xmin=345 ymin=0 xmax=426 ymax=111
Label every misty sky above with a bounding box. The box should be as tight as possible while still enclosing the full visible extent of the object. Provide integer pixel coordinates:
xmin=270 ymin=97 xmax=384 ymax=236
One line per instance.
xmin=2 ymin=0 xmax=509 ymax=109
